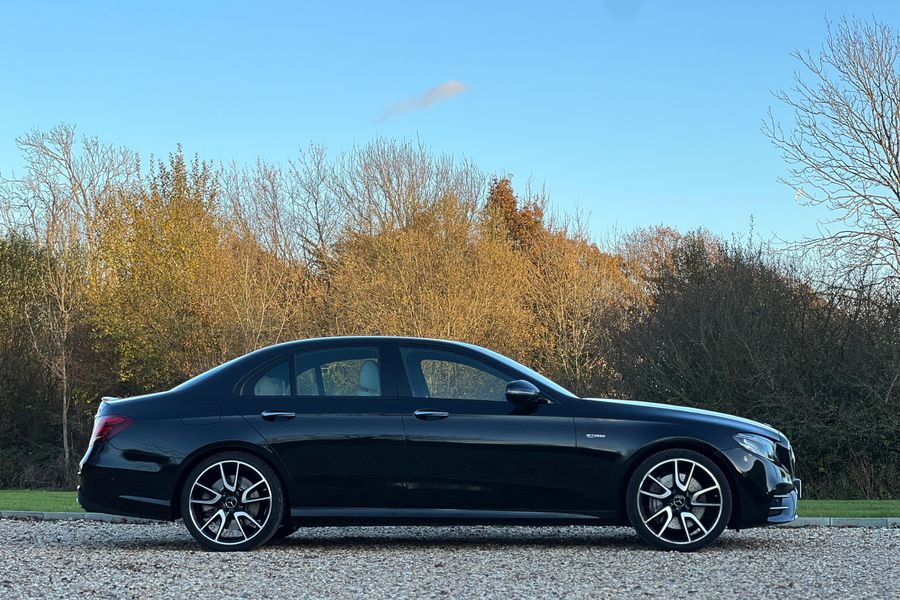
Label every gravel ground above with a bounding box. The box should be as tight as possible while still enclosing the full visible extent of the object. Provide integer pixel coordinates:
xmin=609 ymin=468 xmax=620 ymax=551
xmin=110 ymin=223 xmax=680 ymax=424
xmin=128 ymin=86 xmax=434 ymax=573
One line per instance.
xmin=1 ymin=520 xmax=897 ymax=599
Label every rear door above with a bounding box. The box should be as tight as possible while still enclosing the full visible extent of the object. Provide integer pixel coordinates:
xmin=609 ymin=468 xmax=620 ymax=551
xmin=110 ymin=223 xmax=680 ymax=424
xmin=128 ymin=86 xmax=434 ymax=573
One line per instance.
xmin=397 ymin=343 xmax=582 ymax=512
xmin=235 ymin=342 xmax=411 ymax=508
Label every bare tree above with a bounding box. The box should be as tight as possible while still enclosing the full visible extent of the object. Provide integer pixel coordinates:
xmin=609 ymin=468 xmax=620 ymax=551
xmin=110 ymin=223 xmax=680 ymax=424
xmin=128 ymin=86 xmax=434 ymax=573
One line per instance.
xmin=0 ymin=124 xmax=134 ymax=481
xmin=765 ymin=18 xmax=900 ymax=289
xmin=286 ymin=144 xmax=344 ymax=271
xmin=220 ymin=160 xmax=311 ymax=354
xmin=328 ymin=138 xmax=486 ymax=236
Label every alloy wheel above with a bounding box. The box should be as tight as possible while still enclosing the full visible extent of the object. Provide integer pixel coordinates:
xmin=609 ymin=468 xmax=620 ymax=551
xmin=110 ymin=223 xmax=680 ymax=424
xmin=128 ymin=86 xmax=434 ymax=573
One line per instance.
xmin=187 ymin=460 xmax=274 ymax=546
xmin=636 ymin=457 xmax=724 ymax=546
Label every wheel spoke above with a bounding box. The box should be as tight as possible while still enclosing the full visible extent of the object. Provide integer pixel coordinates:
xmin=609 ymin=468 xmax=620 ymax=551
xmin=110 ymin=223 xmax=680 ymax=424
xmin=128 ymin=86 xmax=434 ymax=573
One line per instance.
xmin=656 ymin=507 xmax=674 ymax=537
xmin=201 ymin=508 xmax=226 ymax=532
xmin=234 ymin=513 xmax=248 ymax=541
xmin=680 ymin=512 xmax=692 ymax=542
xmin=191 ymin=496 xmax=220 ymax=505
xmin=235 ymin=511 xmax=262 ymax=529
xmin=214 ymin=512 xmax=229 ymax=542
xmin=195 ymin=482 xmax=221 ymax=496
xmin=639 ymin=488 xmax=670 ymax=499
xmin=243 ymin=495 xmax=271 ymax=504
xmin=191 ymin=482 xmax=222 ymax=505
xmin=683 ymin=510 xmax=709 ymax=535
xmin=647 ymin=475 xmax=673 ymax=498
xmin=241 ymin=480 xmax=264 ymax=503
xmin=644 ymin=505 xmax=668 ymax=524
xmin=221 ymin=462 xmax=237 ymax=492
xmin=691 ymin=485 xmax=718 ymax=504
xmin=676 ymin=461 xmax=695 ymax=492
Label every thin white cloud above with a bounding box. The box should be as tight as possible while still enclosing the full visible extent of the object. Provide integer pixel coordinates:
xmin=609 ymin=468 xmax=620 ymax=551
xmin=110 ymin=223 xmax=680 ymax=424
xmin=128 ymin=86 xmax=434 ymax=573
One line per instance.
xmin=378 ymin=80 xmax=469 ymax=123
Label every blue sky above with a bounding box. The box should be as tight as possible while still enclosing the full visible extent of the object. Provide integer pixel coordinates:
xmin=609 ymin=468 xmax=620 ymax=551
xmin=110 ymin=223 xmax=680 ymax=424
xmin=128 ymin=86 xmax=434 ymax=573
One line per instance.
xmin=2 ymin=1 xmax=898 ymax=243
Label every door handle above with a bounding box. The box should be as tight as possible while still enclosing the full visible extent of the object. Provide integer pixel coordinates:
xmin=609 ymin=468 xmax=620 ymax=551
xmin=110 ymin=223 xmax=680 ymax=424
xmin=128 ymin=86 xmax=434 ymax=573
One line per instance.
xmin=261 ymin=410 xmax=296 ymax=421
xmin=414 ymin=409 xmax=450 ymax=420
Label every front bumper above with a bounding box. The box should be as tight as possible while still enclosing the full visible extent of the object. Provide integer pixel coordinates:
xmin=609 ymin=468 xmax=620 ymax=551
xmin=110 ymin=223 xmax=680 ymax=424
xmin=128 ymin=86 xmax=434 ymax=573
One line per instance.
xmin=767 ymin=478 xmax=801 ymax=524
xmin=722 ymin=447 xmax=801 ymax=528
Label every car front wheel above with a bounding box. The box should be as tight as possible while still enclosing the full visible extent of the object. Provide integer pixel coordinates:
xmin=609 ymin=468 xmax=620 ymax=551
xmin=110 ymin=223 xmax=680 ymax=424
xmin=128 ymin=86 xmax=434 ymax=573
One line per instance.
xmin=181 ymin=451 xmax=285 ymax=551
xmin=626 ymin=448 xmax=732 ymax=551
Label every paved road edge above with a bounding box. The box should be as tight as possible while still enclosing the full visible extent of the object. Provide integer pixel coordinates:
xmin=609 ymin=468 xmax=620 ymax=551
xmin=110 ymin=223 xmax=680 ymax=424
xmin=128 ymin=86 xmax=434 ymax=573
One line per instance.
xmin=0 ymin=511 xmax=898 ymax=527
xmin=0 ymin=510 xmax=161 ymax=524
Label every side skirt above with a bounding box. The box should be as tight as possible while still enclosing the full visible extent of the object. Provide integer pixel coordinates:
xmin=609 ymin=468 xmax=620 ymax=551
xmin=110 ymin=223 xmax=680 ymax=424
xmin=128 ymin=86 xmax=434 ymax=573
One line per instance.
xmin=289 ymin=507 xmax=620 ymax=527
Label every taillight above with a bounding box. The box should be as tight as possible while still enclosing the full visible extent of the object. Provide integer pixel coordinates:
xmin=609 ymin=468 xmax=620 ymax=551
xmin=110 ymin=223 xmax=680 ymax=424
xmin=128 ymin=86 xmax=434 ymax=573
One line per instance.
xmin=89 ymin=415 xmax=134 ymax=446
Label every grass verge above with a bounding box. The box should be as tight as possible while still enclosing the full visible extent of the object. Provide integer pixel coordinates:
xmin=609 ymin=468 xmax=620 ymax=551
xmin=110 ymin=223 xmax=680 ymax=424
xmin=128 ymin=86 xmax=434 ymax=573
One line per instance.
xmin=798 ymin=499 xmax=900 ymax=518
xmin=0 ymin=489 xmax=82 ymax=512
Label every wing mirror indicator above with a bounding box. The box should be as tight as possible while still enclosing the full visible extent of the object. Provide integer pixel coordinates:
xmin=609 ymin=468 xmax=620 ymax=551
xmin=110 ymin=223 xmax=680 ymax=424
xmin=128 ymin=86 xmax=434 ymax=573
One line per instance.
xmin=505 ymin=380 xmax=543 ymax=405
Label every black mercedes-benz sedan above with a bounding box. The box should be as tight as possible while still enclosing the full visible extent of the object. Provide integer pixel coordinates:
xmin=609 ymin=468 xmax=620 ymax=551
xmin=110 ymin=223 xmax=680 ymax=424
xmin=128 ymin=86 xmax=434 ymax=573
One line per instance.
xmin=78 ymin=336 xmax=801 ymax=552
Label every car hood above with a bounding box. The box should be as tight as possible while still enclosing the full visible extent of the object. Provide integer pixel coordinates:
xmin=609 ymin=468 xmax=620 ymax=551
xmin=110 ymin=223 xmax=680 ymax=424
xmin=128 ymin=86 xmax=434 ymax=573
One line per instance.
xmin=581 ymin=397 xmax=787 ymax=444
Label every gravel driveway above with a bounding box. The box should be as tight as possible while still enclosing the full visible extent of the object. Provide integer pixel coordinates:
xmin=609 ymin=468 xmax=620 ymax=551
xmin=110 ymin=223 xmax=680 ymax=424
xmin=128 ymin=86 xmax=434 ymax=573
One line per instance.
xmin=1 ymin=519 xmax=897 ymax=599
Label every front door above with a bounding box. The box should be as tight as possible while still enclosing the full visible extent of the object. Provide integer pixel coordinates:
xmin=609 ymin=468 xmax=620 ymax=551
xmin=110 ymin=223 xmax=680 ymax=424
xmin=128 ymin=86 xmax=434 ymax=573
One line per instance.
xmin=234 ymin=343 xmax=410 ymax=508
xmin=397 ymin=344 xmax=582 ymax=512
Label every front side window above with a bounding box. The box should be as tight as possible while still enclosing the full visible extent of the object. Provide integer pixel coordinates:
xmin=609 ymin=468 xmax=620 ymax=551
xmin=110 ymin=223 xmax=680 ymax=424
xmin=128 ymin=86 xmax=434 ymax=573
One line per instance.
xmin=294 ymin=347 xmax=382 ymax=397
xmin=400 ymin=347 xmax=512 ymax=401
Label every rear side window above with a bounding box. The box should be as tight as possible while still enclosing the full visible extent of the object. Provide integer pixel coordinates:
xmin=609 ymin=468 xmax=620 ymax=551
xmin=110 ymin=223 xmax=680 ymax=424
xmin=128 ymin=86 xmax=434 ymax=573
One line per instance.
xmin=294 ymin=347 xmax=382 ymax=397
xmin=400 ymin=347 xmax=512 ymax=401
xmin=245 ymin=346 xmax=382 ymax=397
xmin=251 ymin=360 xmax=291 ymax=396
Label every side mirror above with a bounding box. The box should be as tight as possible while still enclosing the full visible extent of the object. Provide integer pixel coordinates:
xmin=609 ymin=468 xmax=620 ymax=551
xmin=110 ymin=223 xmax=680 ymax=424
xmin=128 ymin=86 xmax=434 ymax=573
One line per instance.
xmin=505 ymin=380 xmax=541 ymax=404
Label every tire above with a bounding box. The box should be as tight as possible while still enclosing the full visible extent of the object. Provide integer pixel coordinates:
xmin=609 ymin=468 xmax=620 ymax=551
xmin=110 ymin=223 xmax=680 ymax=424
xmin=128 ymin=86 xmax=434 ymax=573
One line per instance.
xmin=626 ymin=448 xmax=732 ymax=552
xmin=180 ymin=451 xmax=285 ymax=551
xmin=271 ymin=522 xmax=300 ymax=540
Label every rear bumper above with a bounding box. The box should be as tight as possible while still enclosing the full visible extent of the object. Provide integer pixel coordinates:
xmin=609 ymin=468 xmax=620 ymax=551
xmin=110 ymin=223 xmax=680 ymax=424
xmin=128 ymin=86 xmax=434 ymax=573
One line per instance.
xmin=76 ymin=480 xmax=171 ymax=520
xmin=77 ymin=443 xmax=174 ymax=521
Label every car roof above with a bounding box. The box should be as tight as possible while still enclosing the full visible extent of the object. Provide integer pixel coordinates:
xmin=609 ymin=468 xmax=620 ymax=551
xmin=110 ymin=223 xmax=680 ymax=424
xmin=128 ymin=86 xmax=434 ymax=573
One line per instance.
xmin=267 ymin=336 xmax=484 ymax=351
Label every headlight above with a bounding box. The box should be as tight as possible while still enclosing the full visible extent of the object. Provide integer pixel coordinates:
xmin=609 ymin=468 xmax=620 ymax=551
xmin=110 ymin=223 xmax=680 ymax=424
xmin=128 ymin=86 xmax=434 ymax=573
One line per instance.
xmin=734 ymin=433 xmax=778 ymax=461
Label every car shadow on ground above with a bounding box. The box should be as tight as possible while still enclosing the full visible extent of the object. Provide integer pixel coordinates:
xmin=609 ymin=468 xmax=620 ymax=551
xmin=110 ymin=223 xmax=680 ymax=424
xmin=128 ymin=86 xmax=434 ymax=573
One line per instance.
xmin=269 ymin=529 xmax=770 ymax=552
xmin=271 ymin=532 xmax=644 ymax=550
xmin=97 ymin=526 xmax=773 ymax=553
xmin=102 ymin=533 xmax=645 ymax=552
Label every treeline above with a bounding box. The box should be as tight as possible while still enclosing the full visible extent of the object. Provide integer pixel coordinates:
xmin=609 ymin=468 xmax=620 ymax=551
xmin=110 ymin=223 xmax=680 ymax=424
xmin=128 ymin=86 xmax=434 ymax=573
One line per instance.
xmin=0 ymin=125 xmax=897 ymax=498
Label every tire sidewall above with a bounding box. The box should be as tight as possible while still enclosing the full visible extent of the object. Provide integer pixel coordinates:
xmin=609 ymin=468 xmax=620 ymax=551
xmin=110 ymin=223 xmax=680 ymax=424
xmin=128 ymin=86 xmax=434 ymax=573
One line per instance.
xmin=626 ymin=448 xmax=732 ymax=552
xmin=180 ymin=451 xmax=285 ymax=552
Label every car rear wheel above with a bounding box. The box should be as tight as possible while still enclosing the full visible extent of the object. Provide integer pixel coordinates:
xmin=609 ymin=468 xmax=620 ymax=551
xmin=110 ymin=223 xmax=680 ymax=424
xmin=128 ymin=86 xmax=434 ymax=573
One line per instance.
xmin=180 ymin=451 xmax=284 ymax=551
xmin=626 ymin=448 xmax=732 ymax=551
